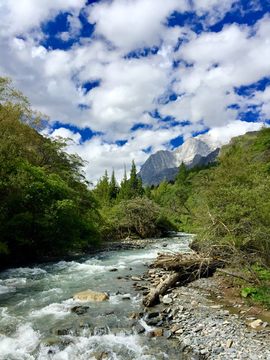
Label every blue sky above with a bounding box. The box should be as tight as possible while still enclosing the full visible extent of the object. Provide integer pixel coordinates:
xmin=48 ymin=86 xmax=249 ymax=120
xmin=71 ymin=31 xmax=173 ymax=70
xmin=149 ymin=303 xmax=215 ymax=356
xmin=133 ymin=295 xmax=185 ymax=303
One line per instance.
xmin=1 ymin=0 xmax=270 ymax=182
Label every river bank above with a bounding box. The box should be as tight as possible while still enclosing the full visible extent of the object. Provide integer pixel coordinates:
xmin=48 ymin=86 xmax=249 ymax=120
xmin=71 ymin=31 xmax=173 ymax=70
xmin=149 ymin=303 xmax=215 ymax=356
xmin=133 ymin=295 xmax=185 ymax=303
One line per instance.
xmin=134 ymin=264 xmax=270 ymax=360
xmin=0 ymin=234 xmax=269 ymax=360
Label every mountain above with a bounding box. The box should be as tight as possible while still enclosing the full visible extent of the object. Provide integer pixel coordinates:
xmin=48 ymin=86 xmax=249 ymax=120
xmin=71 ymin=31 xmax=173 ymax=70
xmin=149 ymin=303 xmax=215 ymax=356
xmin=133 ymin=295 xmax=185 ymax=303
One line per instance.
xmin=139 ymin=133 xmax=222 ymax=185
xmin=140 ymin=148 xmax=220 ymax=186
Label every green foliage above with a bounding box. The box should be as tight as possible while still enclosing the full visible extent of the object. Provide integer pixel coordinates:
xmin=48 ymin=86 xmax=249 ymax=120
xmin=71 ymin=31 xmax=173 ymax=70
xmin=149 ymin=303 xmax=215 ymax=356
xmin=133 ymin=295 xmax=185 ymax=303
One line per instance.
xmin=0 ymin=78 xmax=101 ymax=264
xmin=105 ymin=197 xmax=175 ymax=239
xmin=117 ymin=165 xmax=130 ymax=201
xmin=251 ymin=266 xmax=270 ymax=281
xmin=144 ymin=183 xmax=151 ymax=199
xmin=109 ymin=169 xmax=119 ymax=200
xmin=0 ymin=77 xmax=49 ymax=131
xmin=127 ymin=159 xmax=144 ymax=198
xmin=190 ymin=126 xmax=270 ymax=267
xmin=241 ymin=285 xmax=270 ymax=308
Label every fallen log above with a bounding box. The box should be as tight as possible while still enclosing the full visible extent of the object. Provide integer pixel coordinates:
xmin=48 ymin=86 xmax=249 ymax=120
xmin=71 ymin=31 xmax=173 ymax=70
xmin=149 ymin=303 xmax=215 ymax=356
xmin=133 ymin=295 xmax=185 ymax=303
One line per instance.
xmin=143 ymin=252 xmax=225 ymax=307
xmin=142 ymin=272 xmax=182 ymax=307
xmin=154 ymin=252 xmax=225 ymax=272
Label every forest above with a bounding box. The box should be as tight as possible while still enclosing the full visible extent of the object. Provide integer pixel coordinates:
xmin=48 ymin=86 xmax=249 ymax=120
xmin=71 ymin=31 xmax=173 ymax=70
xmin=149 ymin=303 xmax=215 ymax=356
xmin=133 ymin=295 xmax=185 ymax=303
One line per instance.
xmin=1 ymin=77 xmax=270 ymax=278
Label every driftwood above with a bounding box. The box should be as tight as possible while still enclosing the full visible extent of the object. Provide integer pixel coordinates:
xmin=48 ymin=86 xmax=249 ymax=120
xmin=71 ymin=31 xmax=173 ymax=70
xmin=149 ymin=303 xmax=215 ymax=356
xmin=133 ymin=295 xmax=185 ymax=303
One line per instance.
xmin=143 ymin=272 xmax=182 ymax=307
xmin=154 ymin=252 xmax=225 ymax=272
xmin=216 ymin=268 xmax=252 ymax=282
xmin=143 ymin=252 xmax=225 ymax=307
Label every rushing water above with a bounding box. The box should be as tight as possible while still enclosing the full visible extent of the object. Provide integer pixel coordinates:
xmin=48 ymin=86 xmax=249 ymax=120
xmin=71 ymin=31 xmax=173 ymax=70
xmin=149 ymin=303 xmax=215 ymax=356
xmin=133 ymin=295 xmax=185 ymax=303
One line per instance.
xmin=0 ymin=233 xmax=192 ymax=360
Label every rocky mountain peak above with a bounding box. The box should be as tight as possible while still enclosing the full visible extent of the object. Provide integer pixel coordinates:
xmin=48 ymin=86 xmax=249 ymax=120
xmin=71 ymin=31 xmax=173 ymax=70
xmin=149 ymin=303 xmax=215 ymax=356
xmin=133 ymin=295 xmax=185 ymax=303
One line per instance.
xmin=138 ymin=133 xmax=223 ymax=185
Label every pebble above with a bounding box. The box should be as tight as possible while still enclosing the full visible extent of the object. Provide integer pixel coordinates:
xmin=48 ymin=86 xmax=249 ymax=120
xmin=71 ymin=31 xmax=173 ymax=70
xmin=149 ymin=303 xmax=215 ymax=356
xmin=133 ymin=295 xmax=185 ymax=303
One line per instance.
xmin=139 ymin=270 xmax=270 ymax=360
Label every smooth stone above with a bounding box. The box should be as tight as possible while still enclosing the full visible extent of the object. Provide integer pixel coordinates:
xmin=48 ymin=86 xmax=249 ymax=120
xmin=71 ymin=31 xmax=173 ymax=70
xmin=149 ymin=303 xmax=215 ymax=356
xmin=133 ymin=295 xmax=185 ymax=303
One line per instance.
xmin=164 ymin=330 xmax=172 ymax=339
xmin=73 ymin=290 xmax=109 ymax=301
xmin=162 ymin=297 xmax=173 ymax=305
xmin=249 ymin=319 xmax=263 ymax=328
xmin=132 ymin=277 xmax=141 ymax=281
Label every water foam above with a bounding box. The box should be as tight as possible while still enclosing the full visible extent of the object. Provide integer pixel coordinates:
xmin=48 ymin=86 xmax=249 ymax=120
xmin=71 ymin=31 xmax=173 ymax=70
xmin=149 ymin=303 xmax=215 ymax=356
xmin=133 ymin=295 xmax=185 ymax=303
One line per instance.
xmin=0 ymin=285 xmax=16 ymax=294
xmin=0 ymin=324 xmax=39 ymax=360
xmin=29 ymin=302 xmax=71 ymax=319
xmin=37 ymin=333 xmax=155 ymax=360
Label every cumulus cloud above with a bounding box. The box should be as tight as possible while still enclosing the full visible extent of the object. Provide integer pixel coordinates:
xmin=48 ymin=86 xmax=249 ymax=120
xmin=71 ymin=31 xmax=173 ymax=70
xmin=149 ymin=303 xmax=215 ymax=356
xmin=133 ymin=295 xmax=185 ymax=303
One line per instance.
xmin=87 ymin=0 xmax=189 ymax=52
xmin=0 ymin=0 xmax=269 ymax=183
xmin=1 ymin=0 xmax=86 ymax=37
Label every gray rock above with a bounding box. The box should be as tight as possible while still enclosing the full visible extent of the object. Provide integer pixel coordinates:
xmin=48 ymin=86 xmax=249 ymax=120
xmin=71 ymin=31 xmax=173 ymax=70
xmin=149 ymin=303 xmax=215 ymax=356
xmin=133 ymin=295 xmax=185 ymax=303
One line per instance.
xmin=164 ymin=330 xmax=172 ymax=339
xmin=132 ymin=320 xmax=145 ymax=334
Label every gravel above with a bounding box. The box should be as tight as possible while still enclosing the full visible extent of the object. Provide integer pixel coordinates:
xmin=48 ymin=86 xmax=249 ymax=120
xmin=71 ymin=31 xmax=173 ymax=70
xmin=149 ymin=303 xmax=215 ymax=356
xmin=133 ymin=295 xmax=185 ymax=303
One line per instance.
xmin=138 ymin=269 xmax=270 ymax=360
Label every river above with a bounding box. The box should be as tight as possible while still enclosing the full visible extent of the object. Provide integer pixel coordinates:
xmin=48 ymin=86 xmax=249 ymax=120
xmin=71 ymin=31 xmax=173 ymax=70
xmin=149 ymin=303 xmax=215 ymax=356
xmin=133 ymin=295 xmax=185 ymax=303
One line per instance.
xmin=0 ymin=233 xmax=192 ymax=360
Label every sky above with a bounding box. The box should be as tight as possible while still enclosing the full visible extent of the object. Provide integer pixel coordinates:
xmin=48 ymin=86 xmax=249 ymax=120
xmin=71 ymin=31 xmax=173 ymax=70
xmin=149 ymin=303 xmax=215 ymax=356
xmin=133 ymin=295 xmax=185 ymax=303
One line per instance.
xmin=1 ymin=0 xmax=270 ymax=183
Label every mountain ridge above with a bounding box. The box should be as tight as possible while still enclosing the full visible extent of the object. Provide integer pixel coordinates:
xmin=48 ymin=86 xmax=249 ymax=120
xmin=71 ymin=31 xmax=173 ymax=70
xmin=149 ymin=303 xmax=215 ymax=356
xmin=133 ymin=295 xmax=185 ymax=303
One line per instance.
xmin=138 ymin=133 xmax=223 ymax=185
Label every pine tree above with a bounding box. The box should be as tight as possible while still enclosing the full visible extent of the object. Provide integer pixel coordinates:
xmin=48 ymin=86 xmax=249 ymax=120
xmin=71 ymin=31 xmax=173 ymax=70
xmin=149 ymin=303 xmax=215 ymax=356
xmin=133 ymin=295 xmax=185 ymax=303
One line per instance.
xmin=109 ymin=168 xmax=119 ymax=200
xmin=176 ymin=161 xmax=189 ymax=186
xmin=144 ymin=183 xmax=151 ymax=199
xmin=129 ymin=159 xmax=138 ymax=194
xmin=95 ymin=170 xmax=110 ymax=204
xmin=118 ymin=165 xmax=130 ymax=200
xmin=137 ymin=174 xmax=144 ymax=197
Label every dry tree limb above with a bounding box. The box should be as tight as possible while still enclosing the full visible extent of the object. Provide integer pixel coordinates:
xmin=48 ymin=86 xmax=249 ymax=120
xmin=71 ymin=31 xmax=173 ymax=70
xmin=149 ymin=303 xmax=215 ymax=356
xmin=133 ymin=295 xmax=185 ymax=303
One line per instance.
xmin=143 ymin=253 xmax=225 ymax=307
xmin=142 ymin=272 xmax=182 ymax=307
xmin=215 ymin=268 xmax=252 ymax=282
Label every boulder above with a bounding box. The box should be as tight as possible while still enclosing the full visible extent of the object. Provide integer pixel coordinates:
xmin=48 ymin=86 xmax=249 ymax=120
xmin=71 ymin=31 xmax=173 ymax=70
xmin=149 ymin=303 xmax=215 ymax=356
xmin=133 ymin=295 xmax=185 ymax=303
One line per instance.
xmin=73 ymin=289 xmax=109 ymax=302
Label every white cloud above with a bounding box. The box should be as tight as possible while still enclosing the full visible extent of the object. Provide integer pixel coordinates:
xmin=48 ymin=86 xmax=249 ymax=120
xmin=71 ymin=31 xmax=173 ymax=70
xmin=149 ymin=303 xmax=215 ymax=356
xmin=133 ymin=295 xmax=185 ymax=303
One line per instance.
xmin=1 ymin=0 xmax=86 ymax=37
xmin=31 ymin=46 xmax=47 ymax=59
xmin=0 ymin=0 xmax=269 ymax=183
xmin=207 ymin=120 xmax=263 ymax=145
xmin=87 ymin=0 xmax=189 ymax=52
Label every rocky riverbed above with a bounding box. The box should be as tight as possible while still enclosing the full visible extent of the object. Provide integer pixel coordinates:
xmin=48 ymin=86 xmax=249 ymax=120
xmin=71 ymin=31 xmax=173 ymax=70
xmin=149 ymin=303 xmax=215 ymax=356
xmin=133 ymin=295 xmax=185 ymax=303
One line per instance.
xmin=132 ymin=266 xmax=270 ymax=360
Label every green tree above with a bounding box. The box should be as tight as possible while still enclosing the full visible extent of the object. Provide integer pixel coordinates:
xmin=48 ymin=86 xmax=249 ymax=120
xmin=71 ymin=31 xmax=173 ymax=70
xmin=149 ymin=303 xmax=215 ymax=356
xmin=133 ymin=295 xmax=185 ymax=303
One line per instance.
xmin=94 ymin=170 xmax=110 ymax=205
xmin=109 ymin=197 xmax=174 ymax=238
xmin=192 ymin=132 xmax=270 ymax=266
xmin=0 ymin=77 xmax=101 ymax=264
xmin=144 ymin=183 xmax=151 ymax=199
xmin=109 ymin=168 xmax=119 ymax=200
xmin=129 ymin=159 xmax=138 ymax=196
xmin=118 ymin=165 xmax=130 ymax=201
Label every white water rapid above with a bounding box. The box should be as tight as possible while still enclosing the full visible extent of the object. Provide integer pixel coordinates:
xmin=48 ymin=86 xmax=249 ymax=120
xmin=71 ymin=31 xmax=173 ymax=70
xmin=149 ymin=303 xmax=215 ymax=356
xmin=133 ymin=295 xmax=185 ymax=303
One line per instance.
xmin=0 ymin=234 xmax=192 ymax=360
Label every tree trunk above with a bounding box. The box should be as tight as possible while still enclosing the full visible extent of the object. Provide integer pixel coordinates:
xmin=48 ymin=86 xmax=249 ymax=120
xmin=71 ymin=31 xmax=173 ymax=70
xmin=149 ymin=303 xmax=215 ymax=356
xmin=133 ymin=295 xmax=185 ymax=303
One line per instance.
xmin=142 ymin=272 xmax=182 ymax=307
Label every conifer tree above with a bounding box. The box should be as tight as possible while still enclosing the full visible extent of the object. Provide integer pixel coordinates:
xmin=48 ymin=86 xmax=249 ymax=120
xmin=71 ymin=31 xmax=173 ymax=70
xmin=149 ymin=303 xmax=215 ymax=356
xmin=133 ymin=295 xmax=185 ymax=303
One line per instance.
xmin=109 ymin=168 xmax=119 ymax=200
xmin=118 ymin=165 xmax=130 ymax=200
xmin=129 ymin=159 xmax=138 ymax=193
xmin=137 ymin=174 xmax=144 ymax=197
xmin=144 ymin=183 xmax=151 ymax=199
xmin=176 ymin=161 xmax=189 ymax=186
xmin=95 ymin=170 xmax=110 ymax=204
